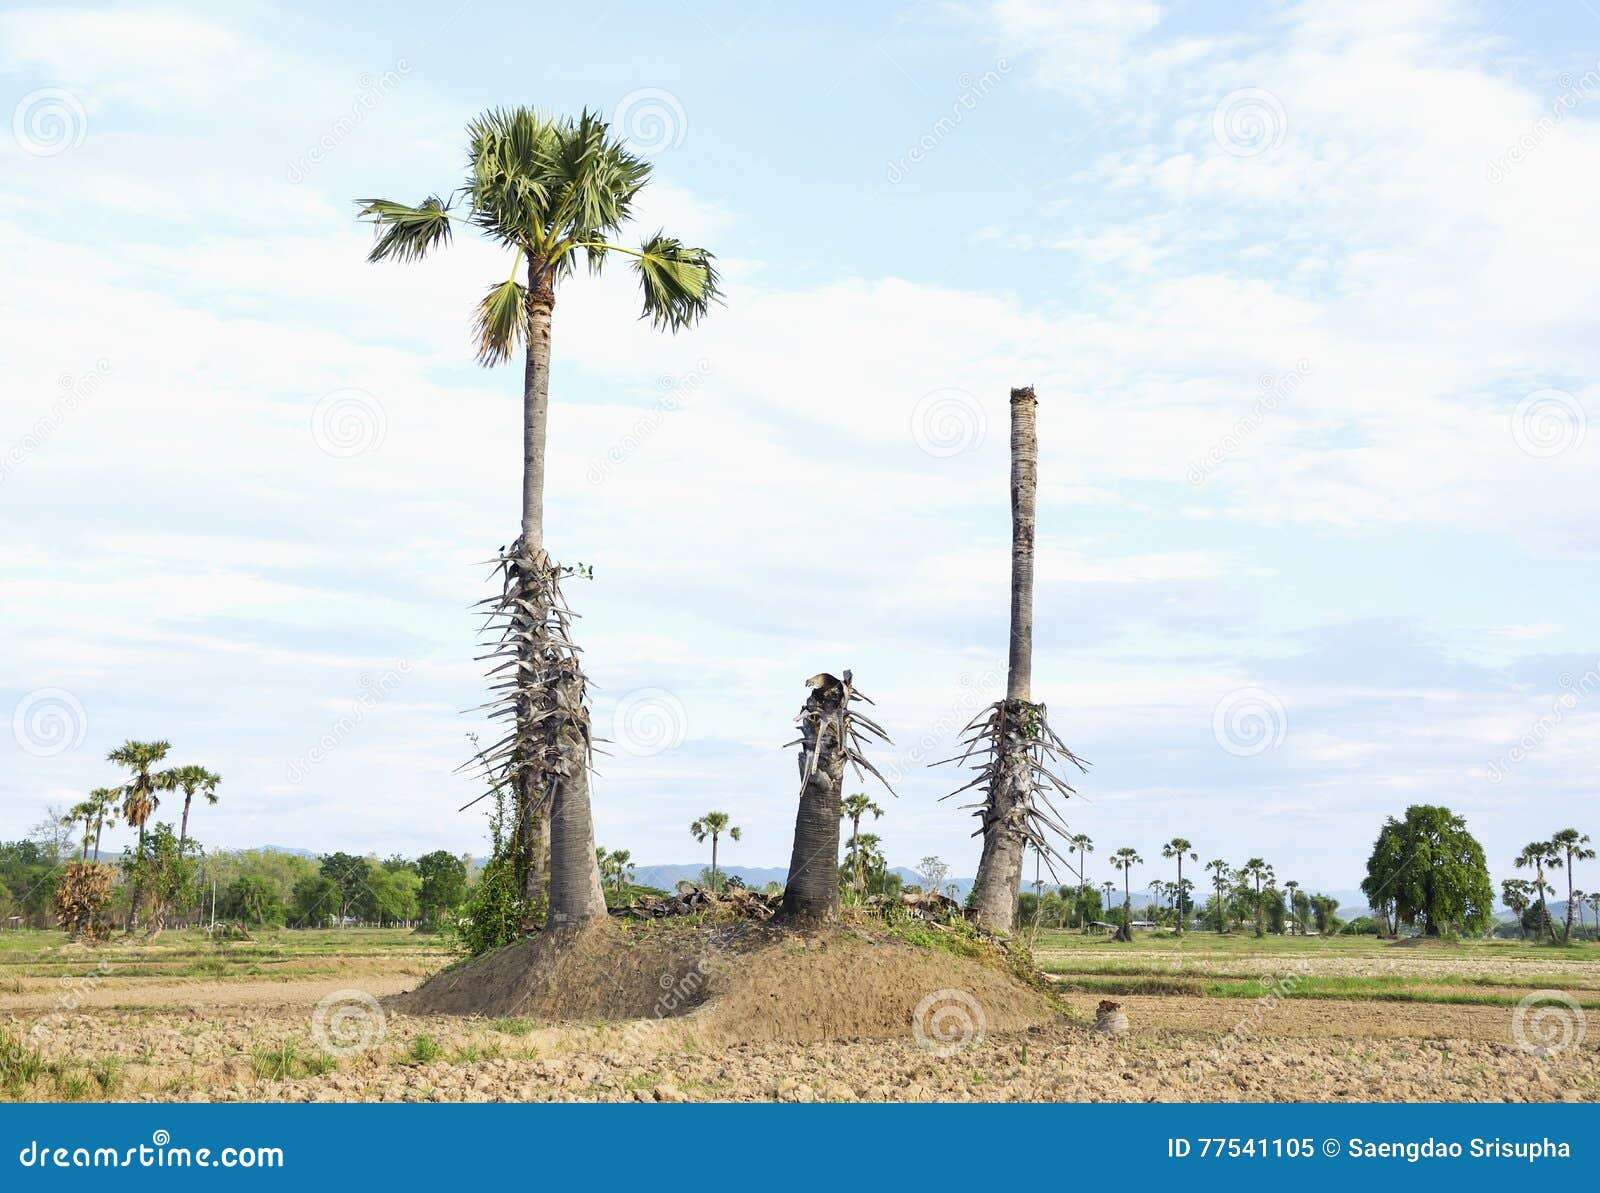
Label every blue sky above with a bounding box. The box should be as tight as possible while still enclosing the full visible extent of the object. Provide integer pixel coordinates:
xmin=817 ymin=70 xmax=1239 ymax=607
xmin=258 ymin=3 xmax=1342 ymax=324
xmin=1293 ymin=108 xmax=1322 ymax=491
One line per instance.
xmin=3 ymin=0 xmax=1599 ymax=898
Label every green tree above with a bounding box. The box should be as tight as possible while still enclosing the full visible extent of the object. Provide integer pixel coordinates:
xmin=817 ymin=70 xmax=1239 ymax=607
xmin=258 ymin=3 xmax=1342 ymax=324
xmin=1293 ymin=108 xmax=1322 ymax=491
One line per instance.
xmin=1361 ymin=805 xmax=1494 ymax=937
xmin=360 ymin=109 xmax=719 ymax=930
xmin=108 ymin=740 xmax=175 ymax=930
xmin=1550 ymin=828 xmax=1594 ymax=942
xmin=1111 ymin=847 xmax=1142 ymax=941
xmin=689 ymin=813 xmax=741 ymax=893
xmin=1514 ymin=839 xmax=1562 ymax=942
xmin=224 ymin=874 xmax=284 ymax=926
xmin=1238 ymin=858 xmax=1274 ymax=938
xmin=291 ymin=874 xmax=340 ymax=928
xmin=166 ymin=765 xmax=221 ymax=859
xmin=1161 ymin=838 xmax=1197 ymax=933
xmin=1205 ymin=859 xmax=1232 ymax=933
xmin=417 ymin=850 xmax=468 ymax=923
xmin=318 ymin=852 xmax=371 ymax=925
xmin=121 ymin=824 xmax=195 ymax=938
xmin=839 ymin=793 xmax=884 ymax=895
xmin=842 ymin=832 xmax=886 ymax=896
xmin=1500 ymin=877 xmax=1533 ymax=940
xmin=1067 ymin=833 xmax=1094 ymax=927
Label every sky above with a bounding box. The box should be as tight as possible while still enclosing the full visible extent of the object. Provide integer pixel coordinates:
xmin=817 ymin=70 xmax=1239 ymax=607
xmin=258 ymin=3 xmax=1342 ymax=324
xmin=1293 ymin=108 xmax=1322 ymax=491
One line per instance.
xmin=2 ymin=0 xmax=1599 ymax=899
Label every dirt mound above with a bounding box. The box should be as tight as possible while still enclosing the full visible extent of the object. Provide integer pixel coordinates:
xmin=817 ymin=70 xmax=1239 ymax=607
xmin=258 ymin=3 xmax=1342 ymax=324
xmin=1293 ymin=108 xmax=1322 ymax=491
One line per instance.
xmin=389 ymin=921 xmax=1065 ymax=1046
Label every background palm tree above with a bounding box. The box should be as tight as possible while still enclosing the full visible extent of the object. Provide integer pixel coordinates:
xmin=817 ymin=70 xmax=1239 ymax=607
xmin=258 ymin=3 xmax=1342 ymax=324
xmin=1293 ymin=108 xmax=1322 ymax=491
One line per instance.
xmin=1238 ymin=858 xmax=1273 ymax=938
xmin=605 ymin=848 xmax=633 ymax=900
xmin=1550 ymin=828 xmax=1594 ymax=941
xmin=1161 ymin=838 xmax=1196 ymax=934
xmin=66 ymin=799 xmax=97 ymax=859
xmin=1283 ymin=878 xmax=1300 ymax=935
xmin=1515 ymin=840 xmax=1561 ymax=941
xmin=361 ymin=108 xmax=719 ymax=931
xmin=1587 ymin=892 xmax=1600 ymax=936
xmin=1206 ymin=859 xmax=1232 ymax=933
xmin=1067 ymin=832 xmax=1093 ymax=927
xmin=1100 ymin=879 xmax=1115 ymax=915
xmin=839 ymin=793 xmax=884 ymax=894
xmin=108 ymin=739 xmax=174 ymax=931
xmin=168 ymin=765 xmax=220 ymax=858
xmin=690 ymin=812 xmax=741 ymax=893
xmin=1112 ymin=847 xmax=1142 ymax=941
xmin=87 ymin=787 xmax=116 ymax=862
xmin=1500 ymin=877 xmax=1533 ymax=939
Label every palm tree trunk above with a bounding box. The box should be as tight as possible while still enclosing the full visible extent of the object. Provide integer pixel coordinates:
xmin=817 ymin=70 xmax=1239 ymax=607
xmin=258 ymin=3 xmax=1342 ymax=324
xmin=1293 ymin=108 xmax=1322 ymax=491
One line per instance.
xmin=519 ymin=270 xmax=604 ymax=929
xmin=1563 ymin=852 xmax=1575 ymax=942
xmin=178 ymin=795 xmax=193 ymax=858
xmin=710 ymin=834 xmax=719 ymax=893
xmin=782 ymin=681 xmax=847 ymax=921
xmin=1175 ymin=856 xmax=1184 ymax=934
xmin=973 ymin=387 xmax=1039 ymax=934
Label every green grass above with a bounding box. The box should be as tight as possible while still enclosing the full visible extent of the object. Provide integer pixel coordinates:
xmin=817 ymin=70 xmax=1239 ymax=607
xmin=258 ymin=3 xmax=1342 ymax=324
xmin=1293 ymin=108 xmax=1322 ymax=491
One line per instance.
xmin=491 ymin=1017 xmax=535 ymax=1036
xmin=404 ymin=1035 xmax=440 ymax=1066
xmin=250 ymin=1041 xmax=300 ymax=1082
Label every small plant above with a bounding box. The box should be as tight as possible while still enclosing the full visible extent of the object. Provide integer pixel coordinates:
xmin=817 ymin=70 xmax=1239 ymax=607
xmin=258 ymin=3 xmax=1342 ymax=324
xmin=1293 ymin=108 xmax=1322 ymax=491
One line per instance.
xmin=250 ymin=1041 xmax=300 ymax=1081
xmin=302 ymin=1052 xmax=338 ymax=1077
xmin=0 ymin=1027 xmax=45 ymax=1094
xmin=54 ymin=1069 xmax=92 ymax=1101
xmin=406 ymin=1035 xmax=440 ymax=1066
xmin=91 ymin=1056 xmax=122 ymax=1097
xmin=451 ymin=1044 xmax=482 ymax=1064
xmin=491 ymin=1017 xmax=534 ymax=1036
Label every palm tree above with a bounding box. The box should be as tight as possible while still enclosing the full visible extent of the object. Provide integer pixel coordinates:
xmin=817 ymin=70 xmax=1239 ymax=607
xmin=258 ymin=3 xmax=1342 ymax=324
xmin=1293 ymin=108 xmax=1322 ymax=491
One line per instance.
xmin=1515 ymin=840 xmax=1561 ymax=942
xmin=844 ymin=832 xmax=887 ymax=895
xmin=1550 ymin=828 xmax=1594 ymax=942
xmin=1100 ymin=879 xmax=1115 ymax=917
xmin=690 ymin=813 xmax=741 ymax=893
xmin=1500 ymin=877 xmax=1533 ymax=939
xmin=361 ymin=109 xmax=719 ymax=931
xmin=167 ymin=765 xmax=220 ymax=858
xmin=87 ymin=787 xmax=116 ymax=862
xmin=1112 ymin=847 xmax=1142 ymax=941
xmin=1067 ymin=832 xmax=1094 ymax=927
xmin=108 ymin=740 xmax=174 ymax=931
xmin=1587 ymin=892 xmax=1600 ymax=937
xmin=67 ymin=799 xmax=97 ymax=859
xmin=606 ymin=848 xmax=633 ymax=900
xmin=1161 ymin=838 xmax=1197 ymax=934
xmin=1283 ymin=879 xmax=1300 ymax=935
xmin=1238 ymin=858 xmax=1273 ymax=938
xmin=1205 ymin=859 xmax=1231 ymax=933
xmin=839 ymin=793 xmax=884 ymax=894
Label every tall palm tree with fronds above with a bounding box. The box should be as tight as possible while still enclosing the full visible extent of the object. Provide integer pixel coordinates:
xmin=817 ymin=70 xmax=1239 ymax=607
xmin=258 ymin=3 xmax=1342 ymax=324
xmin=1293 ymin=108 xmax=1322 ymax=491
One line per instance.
xmin=1501 ymin=877 xmax=1533 ymax=939
xmin=1587 ymin=891 xmax=1600 ymax=936
xmin=1515 ymin=840 xmax=1562 ymax=941
xmin=1205 ymin=859 xmax=1231 ymax=933
xmin=605 ymin=848 xmax=633 ymax=900
xmin=67 ymin=799 xmax=97 ymax=860
xmin=1283 ymin=878 xmax=1300 ymax=935
xmin=1550 ymin=828 xmax=1594 ymax=941
xmin=108 ymin=740 xmax=174 ymax=930
xmin=839 ymin=793 xmax=884 ymax=894
xmin=87 ymin=787 xmax=116 ymax=862
xmin=690 ymin=812 xmax=741 ymax=893
xmin=1161 ymin=838 xmax=1196 ymax=934
xmin=1111 ymin=847 xmax=1142 ymax=941
xmin=168 ymin=765 xmax=220 ymax=858
xmin=1067 ymin=832 xmax=1093 ymax=927
xmin=360 ymin=108 xmax=719 ymax=930
xmin=1238 ymin=858 xmax=1273 ymax=938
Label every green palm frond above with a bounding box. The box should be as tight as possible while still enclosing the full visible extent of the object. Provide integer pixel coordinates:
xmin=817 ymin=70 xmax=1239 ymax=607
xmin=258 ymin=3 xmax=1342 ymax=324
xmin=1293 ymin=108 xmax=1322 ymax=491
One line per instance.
xmin=633 ymin=233 xmax=721 ymax=331
xmin=473 ymin=277 xmax=528 ymax=366
xmin=356 ymin=196 xmax=455 ymax=262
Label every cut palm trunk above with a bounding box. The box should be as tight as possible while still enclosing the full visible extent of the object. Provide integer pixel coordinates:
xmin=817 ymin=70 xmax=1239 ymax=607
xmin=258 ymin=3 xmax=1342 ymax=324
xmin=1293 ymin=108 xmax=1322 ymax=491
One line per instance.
xmin=937 ymin=387 xmax=1086 ymax=934
xmin=781 ymin=671 xmax=894 ymax=921
xmin=472 ymin=543 xmax=607 ymax=929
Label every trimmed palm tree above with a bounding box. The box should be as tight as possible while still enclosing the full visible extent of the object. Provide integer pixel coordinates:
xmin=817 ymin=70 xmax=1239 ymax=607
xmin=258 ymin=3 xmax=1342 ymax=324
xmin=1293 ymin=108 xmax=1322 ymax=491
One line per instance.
xmin=1550 ymin=828 xmax=1594 ymax=942
xmin=1112 ymin=847 xmax=1142 ymax=942
xmin=941 ymin=387 xmax=1085 ymax=933
xmin=840 ymin=793 xmax=884 ymax=894
xmin=1161 ymin=838 xmax=1197 ymax=934
xmin=1238 ymin=858 xmax=1273 ymax=938
xmin=1515 ymin=840 xmax=1561 ymax=942
xmin=1067 ymin=832 xmax=1094 ymax=928
xmin=360 ymin=108 xmax=719 ymax=931
xmin=690 ymin=813 xmax=741 ymax=893
xmin=1205 ymin=859 xmax=1231 ymax=933
xmin=168 ymin=765 xmax=220 ymax=858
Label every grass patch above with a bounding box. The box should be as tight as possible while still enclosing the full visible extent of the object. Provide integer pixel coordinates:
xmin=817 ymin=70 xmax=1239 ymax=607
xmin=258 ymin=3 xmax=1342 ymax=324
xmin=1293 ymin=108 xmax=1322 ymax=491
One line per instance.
xmin=404 ymin=1035 xmax=440 ymax=1066
xmin=250 ymin=1041 xmax=300 ymax=1081
xmin=491 ymin=1017 xmax=534 ymax=1036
